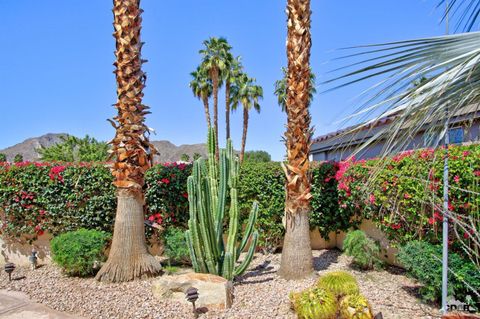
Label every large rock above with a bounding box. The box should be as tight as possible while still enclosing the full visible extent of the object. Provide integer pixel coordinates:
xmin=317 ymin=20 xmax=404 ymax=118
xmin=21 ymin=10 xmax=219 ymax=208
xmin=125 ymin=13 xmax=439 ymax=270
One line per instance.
xmin=152 ymin=273 xmax=233 ymax=310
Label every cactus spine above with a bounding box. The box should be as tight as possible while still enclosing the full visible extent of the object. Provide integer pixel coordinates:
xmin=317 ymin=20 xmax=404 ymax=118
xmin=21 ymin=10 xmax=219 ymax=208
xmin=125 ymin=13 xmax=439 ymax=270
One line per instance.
xmin=185 ymin=128 xmax=259 ymax=280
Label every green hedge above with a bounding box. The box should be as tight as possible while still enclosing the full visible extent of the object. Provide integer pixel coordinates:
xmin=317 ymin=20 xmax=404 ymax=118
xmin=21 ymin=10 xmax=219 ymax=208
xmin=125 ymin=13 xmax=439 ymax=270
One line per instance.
xmin=1 ymin=144 xmax=478 ymax=254
xmin=0 ymin=162 xmax=191 ymax=240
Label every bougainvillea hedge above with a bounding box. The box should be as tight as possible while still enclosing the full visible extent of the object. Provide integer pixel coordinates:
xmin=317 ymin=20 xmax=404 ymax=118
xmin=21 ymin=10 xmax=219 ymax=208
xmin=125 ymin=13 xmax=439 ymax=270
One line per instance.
xmin=1 ymin=144 xmax=478 ymax=253
xmin=0 ymin=162 xmax=191 ymax=241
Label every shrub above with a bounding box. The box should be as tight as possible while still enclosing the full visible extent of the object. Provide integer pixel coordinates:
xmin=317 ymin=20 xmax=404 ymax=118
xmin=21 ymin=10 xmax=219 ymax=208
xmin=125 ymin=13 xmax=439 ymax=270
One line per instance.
xmin=13 ymin=154 xmax=23 ymax=163
xmin=50 ymin=229 xmax=110 ymax=277
xmin=243 ymin=150 xmax=271 ymax=163
xmin=343 ymin=230 xmax=382 ymax=270
xmin=238 ymin=161 xmax=285 ymax=252
xmin=37 ymin=135 xmax=108 ymax=162
xmin=0 ymin=154 xmax=6 ymax=162
xmin=397 ymin=241 xmax=480 ymax=305
xmin=163 ymin=227 xmax=190 ymax=265
xmin=316 ymin=271 xmax=359 ymax=299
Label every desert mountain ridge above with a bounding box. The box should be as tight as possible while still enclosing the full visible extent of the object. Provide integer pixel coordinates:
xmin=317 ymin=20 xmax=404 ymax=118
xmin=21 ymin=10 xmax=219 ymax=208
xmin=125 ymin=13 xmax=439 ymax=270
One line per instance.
xmin=0 ymin=133 xmax=209 ymax=163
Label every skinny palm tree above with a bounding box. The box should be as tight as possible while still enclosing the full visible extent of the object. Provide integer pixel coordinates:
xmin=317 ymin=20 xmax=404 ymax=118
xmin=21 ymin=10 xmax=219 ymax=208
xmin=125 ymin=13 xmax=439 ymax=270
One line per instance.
xmin=224 ymin=56 xmax=243 ymax=140
xmin=189 ymin=66 xmax=212 ymax=128
xmin=278 ymin=0 xmax=314 ymax=279
xmin=96 ymin=0 xmax=161 ymax=282
xmin=200 ymin=37 xmax=232 ymax=160
xmin=231 ymin=74 xmax=263 ymax=163
xmin=274 ymin=67 xmax=316 ymax=112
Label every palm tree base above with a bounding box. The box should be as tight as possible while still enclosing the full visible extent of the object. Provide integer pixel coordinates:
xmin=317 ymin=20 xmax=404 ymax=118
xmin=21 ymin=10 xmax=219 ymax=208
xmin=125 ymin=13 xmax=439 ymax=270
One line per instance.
xmin=96 ymin=188 xmax=161 ymax=283
xmin=278 ymin=209 xmax=313 ymax=280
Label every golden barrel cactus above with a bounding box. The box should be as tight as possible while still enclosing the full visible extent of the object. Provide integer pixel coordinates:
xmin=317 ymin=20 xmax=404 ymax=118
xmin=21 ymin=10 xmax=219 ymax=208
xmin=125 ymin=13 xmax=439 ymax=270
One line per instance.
xmin=339 ymin=294 xmax=373 ymax=319
xmin=289 ymin=286 xmax=337 ymax=319
xmin=317 ymin=271 xmax=359 ymax=299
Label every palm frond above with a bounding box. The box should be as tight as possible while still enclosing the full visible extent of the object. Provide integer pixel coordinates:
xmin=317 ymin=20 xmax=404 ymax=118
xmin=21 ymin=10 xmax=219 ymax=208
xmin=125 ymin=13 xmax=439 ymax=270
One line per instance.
xmin=438 ymin=0 xmax=480 ymax=32
xmin=325 ymin=31 xmax=480 ymax=158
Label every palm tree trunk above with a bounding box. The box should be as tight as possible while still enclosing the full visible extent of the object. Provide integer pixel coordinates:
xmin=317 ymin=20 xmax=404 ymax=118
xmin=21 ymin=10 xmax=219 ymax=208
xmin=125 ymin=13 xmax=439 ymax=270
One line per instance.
xmin=212 ymin=68 xmax=220 ymax=161
xmin=225 ymin=80 xmax=231 ymax=140
xmin=279 ymin=0 xmax=313 ymax=280
xmin=97 ymin=0 xmax=161 ymax=282
xmin=240 ymin=106 xmax=248 ymax=163
xmin=202 ymin=95 xmax=211 ymax=128
xmin=96 ymin=189 xmax=159 ymax=282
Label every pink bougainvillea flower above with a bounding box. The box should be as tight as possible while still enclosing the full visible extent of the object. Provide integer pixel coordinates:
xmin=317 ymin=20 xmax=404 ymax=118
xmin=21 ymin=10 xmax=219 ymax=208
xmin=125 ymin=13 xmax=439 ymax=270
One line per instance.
xmin=182 ymin=192 xmax=188 ymax=199
xmin=453 ymin=175 xmax=460 ymax=183
xmin=369 ymin=194 xmax=376 ymax=205
xmin=161 ymin=178 xmax=170 ymax=184
xmin=404 ymin=193 xmax=412 ymax=199
xmin=148 ymin=215 xmax=155 ymax=221
xmin=428 ymin=217 xmax=435 ymax=225
xmin=391 ymin=223 xmax=401 ymax=230
xmin=474 ymin=170 xmax=480 ymax=177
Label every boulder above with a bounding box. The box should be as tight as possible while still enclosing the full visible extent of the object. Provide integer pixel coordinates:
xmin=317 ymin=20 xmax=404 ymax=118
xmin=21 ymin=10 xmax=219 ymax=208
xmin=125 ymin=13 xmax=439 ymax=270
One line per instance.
xmin=152 ymin=273 xmax=233 ymax=310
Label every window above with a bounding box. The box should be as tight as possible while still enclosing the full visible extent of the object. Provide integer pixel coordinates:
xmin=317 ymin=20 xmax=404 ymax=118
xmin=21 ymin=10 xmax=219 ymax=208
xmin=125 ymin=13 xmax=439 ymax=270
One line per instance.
xmin=448 ymin=127 xmax=464 ymax=144
xmin=423 ymin=131 xmax=438 ymax=147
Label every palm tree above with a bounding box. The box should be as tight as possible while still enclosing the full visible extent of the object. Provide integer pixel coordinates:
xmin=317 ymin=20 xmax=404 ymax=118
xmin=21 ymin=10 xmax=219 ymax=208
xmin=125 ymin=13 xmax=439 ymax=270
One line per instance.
xmin=224 ymin=56 xmax=243 ymax=141
xmin=325 ymin=0 xmax=480 ymax=157
xmin=231 ymin=74 xmax=263 ymax=163
xmin=200 ymin=37 xmax=232 ymax=160
xmin=189 ymin=66 xmax=212 ymax=128
xmin=278 ymin=0 xmax=314 ymax=279
xmin=274 ymin=67 xmax=316 ymax=112
xmin=95 ymin=0 xmax=161 ymax=282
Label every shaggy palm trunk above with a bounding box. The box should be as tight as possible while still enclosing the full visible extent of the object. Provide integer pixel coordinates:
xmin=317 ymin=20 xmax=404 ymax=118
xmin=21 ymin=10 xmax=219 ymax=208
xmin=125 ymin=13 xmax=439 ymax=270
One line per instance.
xmin=225 ymin=80 xmax=231 ymax=140
xmin=278 ymin=0 xmax=313 ymax=280
xmin=211 ymin=68 xmax=220 ymax=161
xmin=240 ymin=106 xmax=248 ymax=163
xmin=96 ymin=0 xmax=161 ymax=282
xmin=202 ymin=95 xmax=211 ymax=128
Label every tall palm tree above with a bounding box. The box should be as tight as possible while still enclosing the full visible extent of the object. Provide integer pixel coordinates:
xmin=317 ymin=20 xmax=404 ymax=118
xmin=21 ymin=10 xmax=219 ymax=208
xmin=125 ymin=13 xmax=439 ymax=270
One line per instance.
xmin=274 ymin=67 xmax=316 ymax=112
xmin=278 ymin=0 xmax=314 ymax=280
xmin=224 ymin=56 xmax=243 ymax=141
xmin=200 ymin=37 xmax=231 ymax=160
xmin=231 ymin=74 xmax=263 ymax=163
xmin=189 ymin=66 xmax=212 ymax=128
xmin=96 ymin=0 xmax=161 ymax=282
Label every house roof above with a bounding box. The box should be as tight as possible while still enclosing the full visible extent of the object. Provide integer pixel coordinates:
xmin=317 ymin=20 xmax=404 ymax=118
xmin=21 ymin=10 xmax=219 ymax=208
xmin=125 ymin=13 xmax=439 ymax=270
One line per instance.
xmin=311 ymin=104 xmax=480 ymax=153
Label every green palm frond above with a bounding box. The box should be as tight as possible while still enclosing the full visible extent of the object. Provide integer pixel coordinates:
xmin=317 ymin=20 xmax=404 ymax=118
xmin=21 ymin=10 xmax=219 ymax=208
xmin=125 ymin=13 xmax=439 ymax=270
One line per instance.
xmin=325 ymin=31 xmax=480 ymax=157
xmin=274 ymin=67 xmax=316 ymax=112
xmin=439 ymin=0 xmax=480 ymax=32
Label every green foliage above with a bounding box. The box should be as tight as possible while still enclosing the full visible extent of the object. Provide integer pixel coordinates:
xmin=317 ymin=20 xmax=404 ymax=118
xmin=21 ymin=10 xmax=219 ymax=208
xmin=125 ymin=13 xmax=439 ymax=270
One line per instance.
xmin=290 ymin=286 xmax=337 ymax=319
xmin=180 ymin=154 xmax=190 ymax=162
xmin=238 ymin=161 xmax=285 ymax=252
xmin=0 ymin=154 xmax=6 ymax=162
xmin=13 ymin=154 xmax=23 ymax=163
xmin=0 ymin=162 xmax=191 ymax=240
xmin=38 ymin=135 xmax=108 ymax=162
xmin=163 ymin=265 xmax=180 ymax=274
xmin=311 ymin=162 xmax=361 ymax=239
xmin=185 ymin=128 xmax=259 ymax=280
xmin=316 ymin=271 xmax=359 ymax=299
xmin=397 ymin=241 xmax=480 ymax=305
xmin=339 ymin=294 xmax=373 ymax=319
xmin=343 ymin=230 xmax=382 ymax=270
xmin=163 ymin=227 xmax=190 ymax=265
xmin=50 ymin=229 xmax=110 ymax=277
xmin=274 ymin=67 xmax=316 ymax=112
xmin=243 ymin=150 xmax=271 ymax=163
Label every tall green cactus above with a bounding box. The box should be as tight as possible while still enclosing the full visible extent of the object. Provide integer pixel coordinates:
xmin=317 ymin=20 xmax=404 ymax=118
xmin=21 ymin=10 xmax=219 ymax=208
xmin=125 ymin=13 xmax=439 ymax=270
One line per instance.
xmin=185 ymin=128 xmax=259 ymax=280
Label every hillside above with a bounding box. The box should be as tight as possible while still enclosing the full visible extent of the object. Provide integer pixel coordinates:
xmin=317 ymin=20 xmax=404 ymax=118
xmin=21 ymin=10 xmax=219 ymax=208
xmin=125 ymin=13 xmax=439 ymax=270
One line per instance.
xmin=0 ymin=133 xmax=208 ymax=163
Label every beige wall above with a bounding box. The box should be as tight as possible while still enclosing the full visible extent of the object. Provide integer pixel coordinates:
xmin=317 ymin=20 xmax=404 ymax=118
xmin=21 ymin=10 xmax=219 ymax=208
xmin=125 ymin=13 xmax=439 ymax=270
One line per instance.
xmin=2 ymin=220 xmax=401 ymax=267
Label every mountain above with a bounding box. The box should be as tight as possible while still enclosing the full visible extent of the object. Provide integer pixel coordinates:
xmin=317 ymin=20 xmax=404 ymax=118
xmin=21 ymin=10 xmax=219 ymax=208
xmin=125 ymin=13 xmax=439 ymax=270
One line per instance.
xmin=0 ymin=133 xmax=208 ymax=163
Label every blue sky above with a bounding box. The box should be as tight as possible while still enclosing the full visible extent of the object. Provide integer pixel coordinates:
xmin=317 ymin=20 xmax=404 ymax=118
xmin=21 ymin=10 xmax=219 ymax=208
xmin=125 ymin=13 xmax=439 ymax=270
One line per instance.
xmin=0 ymin=1 xmax=448 ymax=160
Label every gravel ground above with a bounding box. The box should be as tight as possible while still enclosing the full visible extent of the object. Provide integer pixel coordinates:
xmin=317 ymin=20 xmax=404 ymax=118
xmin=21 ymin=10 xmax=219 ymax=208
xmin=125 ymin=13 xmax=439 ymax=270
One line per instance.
xmin=0 ymin=250 xmax=441 ymax=319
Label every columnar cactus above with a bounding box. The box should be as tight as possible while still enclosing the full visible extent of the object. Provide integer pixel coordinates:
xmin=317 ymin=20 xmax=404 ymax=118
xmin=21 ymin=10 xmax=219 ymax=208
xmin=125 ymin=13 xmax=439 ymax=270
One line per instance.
xmin=185 ymin=128 xmax=259 ymax=280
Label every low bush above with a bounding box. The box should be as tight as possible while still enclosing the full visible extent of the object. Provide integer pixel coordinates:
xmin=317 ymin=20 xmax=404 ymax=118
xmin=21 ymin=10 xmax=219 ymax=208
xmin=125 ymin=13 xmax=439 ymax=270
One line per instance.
xmin=163 ymin=227 xmax=190 ymax=265
xmin=343 ymin=230 xmax=382 ymax=270
xmin=50 ymin=229 xmax=110 ymax=277
xmin=397 ymin=241 xmax=480 ymax=306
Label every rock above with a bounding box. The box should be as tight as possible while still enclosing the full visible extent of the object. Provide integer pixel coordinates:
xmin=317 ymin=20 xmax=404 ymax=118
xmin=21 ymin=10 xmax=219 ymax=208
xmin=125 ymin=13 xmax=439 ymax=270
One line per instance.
xmin=152 ymin=273 xmax=233 ymax=310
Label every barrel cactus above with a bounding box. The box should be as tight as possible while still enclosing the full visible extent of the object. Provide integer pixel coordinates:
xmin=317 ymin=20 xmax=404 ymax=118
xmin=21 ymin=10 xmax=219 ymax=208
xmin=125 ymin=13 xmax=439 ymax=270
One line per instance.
xmin=290 ymin=286 xmax=337 ymax=319
xmin=339 ymin=294 xmax=373 ymax=319
xmin=185 ymin=128 xmax=259 ymax=280
xmin=317 ymin=271 xmax=359 ymax=299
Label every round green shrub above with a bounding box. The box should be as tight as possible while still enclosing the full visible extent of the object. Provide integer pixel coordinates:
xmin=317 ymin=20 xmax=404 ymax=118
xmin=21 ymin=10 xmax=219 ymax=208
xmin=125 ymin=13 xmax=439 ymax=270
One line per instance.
xmin=163 ymin=227 xmax=190 ymax=265
xmin=343 ymin=230 xmax=382 ymax=270
xmin=50 ymin=229 xmax=110 ymax=277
